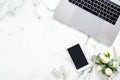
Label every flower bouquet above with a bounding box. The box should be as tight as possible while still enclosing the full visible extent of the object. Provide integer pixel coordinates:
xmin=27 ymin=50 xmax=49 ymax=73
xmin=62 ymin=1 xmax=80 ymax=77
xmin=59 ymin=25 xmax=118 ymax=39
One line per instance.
xmin=92 ymin=52 xmax=118 ymax=80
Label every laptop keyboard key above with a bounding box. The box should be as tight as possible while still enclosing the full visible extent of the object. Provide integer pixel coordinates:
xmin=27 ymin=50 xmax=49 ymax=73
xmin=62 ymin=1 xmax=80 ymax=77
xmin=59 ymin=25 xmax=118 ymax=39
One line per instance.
xmin=69 ymin=0 xmax=120 ymax=25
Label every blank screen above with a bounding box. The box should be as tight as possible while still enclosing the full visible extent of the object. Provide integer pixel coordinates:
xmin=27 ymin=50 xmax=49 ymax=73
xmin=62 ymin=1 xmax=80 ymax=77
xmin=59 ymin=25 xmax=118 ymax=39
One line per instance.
xmin=67 ymin=44 xmax=88 ymax=69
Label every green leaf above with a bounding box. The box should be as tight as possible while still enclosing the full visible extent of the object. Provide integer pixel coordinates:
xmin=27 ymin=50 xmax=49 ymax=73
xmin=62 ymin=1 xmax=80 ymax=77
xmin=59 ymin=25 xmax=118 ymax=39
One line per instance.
xmin=101 ymin=64 xmax=107 ymax=70
xmin=95 ymin=58 xmax=103 ymax=65
xmin=108 ymin=61 xmax=113 ymax=68
xmin=112 ymin=68 xmax=117 ymax=72
xmin=91 ymin=55 xmax=97 ymax=62
xmin=104 ymin=52 xmax=110 ymax=58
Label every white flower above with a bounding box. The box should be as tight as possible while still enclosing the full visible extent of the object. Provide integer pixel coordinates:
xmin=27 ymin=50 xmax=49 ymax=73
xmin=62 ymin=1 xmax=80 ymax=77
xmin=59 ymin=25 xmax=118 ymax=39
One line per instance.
xmin=96 ymin=66 xmax=102 ymax=72
xmin=105 ymin=68 xmax=113 ymax=76
xmin=113 ymin=61 xmax=117 ymax=68
xmin=100 ymin=54 xmax=110 ymax=63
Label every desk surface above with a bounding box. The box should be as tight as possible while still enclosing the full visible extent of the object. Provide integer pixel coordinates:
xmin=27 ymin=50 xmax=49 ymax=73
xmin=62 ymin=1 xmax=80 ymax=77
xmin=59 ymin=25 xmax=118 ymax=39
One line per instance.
xmin=0 ymin=0 xmax=120 ymax=80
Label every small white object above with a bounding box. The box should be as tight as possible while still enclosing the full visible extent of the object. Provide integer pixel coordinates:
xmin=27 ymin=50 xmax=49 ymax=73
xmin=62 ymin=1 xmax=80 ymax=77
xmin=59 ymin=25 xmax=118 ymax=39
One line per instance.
xmin=51 ymin=68 xmax=61 ymax=79
xmin=60 ymin=66 xmax=68 ymax=80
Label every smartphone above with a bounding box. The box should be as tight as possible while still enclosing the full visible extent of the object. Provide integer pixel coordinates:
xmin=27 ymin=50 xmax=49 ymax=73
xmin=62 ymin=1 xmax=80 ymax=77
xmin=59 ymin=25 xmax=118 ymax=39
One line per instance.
xmin=67 ymin=43 xmax=90 ymax=72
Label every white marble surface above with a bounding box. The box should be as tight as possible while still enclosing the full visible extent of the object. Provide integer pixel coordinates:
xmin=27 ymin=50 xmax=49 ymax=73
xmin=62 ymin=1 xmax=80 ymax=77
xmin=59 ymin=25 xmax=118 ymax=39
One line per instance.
xmin=0 ymin=0 xmax=120 ymax=80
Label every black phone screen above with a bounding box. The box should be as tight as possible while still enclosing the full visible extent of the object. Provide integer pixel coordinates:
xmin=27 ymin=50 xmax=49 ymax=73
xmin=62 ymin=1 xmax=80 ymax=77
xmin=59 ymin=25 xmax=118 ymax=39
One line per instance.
xmin=67 ymin=44 xmax=88 ymax=69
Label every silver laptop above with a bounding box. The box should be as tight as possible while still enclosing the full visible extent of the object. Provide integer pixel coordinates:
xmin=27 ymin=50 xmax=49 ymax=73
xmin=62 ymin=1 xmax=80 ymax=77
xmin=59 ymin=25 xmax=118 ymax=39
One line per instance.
xmin=53 ymin=0 xmax=120 ymax=46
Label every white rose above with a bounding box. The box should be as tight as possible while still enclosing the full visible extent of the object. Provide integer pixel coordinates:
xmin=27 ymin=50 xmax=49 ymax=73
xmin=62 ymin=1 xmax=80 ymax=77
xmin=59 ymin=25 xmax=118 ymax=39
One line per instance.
xmin=105 ymin=68 xmax=113 ymax=76
xmin=113 ymin=61 xmax=117 ymax=68
xmin=100 ymin=54 xmax=110 ymax=63
xmin=96 ymin=66 xmax=102 ymax=72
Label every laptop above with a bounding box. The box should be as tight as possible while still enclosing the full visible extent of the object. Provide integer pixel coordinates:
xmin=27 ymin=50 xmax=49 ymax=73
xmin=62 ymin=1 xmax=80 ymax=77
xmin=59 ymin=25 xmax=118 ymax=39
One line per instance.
xmin=53 ymin=0 xmax=120 ymax=46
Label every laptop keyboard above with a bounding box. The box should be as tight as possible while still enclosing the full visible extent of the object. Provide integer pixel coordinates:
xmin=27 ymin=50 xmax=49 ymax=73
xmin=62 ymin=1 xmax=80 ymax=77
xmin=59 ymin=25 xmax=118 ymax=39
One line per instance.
xmin=69 ymin=0 xmax=120 ymax=25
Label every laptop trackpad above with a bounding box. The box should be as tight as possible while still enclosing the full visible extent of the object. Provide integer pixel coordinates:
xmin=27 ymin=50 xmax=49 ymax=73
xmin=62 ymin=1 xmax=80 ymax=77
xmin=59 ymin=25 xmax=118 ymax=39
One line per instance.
xmin=69 ymin=8 xmax=104 ymax=37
